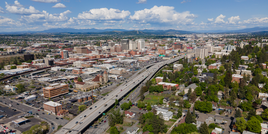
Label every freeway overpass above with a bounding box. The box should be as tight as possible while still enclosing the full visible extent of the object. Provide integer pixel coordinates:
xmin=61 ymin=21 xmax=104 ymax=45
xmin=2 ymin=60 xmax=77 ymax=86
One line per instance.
xmin=56 ymin=55 xmax=185 ymax=134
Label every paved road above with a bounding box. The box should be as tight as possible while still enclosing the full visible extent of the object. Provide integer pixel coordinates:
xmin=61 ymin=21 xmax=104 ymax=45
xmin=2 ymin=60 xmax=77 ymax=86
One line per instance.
xmin=56 ymin=55 xmax=184 ymax=134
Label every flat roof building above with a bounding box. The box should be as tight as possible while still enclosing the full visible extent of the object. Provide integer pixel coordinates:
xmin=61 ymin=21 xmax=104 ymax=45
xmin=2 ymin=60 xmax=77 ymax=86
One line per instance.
xmin=43 ymin=101 xmax=62 ymax=115
xmin=43 ymin=83 xmax=69 ymax=98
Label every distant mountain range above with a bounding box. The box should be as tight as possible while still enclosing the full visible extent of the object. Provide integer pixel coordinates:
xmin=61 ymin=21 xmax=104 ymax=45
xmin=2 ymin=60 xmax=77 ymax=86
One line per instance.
xmin=1 ymin=27 xmax=268 ymax=35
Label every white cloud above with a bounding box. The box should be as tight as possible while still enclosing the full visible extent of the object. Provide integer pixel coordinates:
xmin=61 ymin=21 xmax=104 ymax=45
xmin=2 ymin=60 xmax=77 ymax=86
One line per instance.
xmin=228 ymin=16 xmax=240 ymax=24
xmin=207 ymin=18 xmax=213 ymax=22
xmin=130 ymin=6 xmax=197 ymax=24
xmin=21 ymin=10 xmax=71 ymax=22
xmin=181 ymin=0 xmax=191 ymax=4
xmin=0 ymin=16 xmax=14 ymax=25
xmin=215 ymin=14 xmax=226 ymax=23
xmin=77 ymin=8 xmax=130 ymax=20
xmin=0 ymin=6 xmax=4 ymax=13
xmin=137 ymin=0 xmax=146 ymax=4
xmin=5 ymin=0 xmax=40 ymax=14
xmin=242 ymin=17 xmax=268 ymax=24
xmin=32 ymin=0 xmax=59 ymax=3
xmin=52 ymin=3 xmax=66 ymax=8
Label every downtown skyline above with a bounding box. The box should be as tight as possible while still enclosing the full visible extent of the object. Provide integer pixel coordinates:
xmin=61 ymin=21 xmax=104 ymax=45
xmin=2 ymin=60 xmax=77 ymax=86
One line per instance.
xmin=0 ymin=0 xmax=268 ymax=32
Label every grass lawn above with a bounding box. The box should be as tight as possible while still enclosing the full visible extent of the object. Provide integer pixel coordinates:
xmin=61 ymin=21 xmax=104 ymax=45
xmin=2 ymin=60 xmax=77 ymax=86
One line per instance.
xmin=165 ymin=120 xmax=175 ymax=129
xmin=143 ymin=94 xmax=164 ymax=104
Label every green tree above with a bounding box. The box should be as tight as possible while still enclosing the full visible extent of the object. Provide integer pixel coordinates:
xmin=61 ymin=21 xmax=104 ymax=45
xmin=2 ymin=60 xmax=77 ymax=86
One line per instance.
xmin=110 ymin=126 xmax=119 ymax=134
xmin=199 ymin=122 xmax=209 ymax=134
xmin=261 ymin=109 xmax=268 ymax=120
xmin=177 ymin=107 xmax=182 ymax=118
xmin=69 ymin=85 xmax=73 ymax=88
xmin=219 ymin=66 xmax=225 ymax=73
xmin=147 ymin=103 xmax=152 ymax=111
xmin=171 ymin=123 xmax=197 ymax=134
xmin=120 ymin=102 xmax=130 ymax=110
xmin=247 ymin=116 xmax=261 ymax=133
xmin=185 ymin=110 xmax=193 ymax=124
xmin=10 ymin=66 xmax=17 ymax=69
xmin=247 ymin=109 xmax=256 ymax=120
xmin=77 ymin=77 xmax=83 ymax=82
xmin=16 ymin=83 xmax=26 ymax=93
xmin=195 ymin=87 xmax=202 ymax=96
xmin=235 ymin=109 xmax=242 ymax=118
xmin=235 ymin=117 xmax=247 ymax=132
xmin=78 ymin=105 xmax=87 ymax=112
xmin=115 ymin=99 xmax=119 ymax=106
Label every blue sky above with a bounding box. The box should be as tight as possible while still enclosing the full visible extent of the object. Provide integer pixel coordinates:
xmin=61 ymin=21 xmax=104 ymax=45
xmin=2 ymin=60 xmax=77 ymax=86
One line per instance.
xmin=0 ymin=0 xmax=268 ymax=32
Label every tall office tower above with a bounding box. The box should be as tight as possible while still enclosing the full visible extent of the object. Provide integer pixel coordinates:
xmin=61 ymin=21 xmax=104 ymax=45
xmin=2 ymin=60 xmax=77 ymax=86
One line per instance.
xmin=108 ymin=42 xmax=115 ymax=47
xmin=136 ymin=39 xmax=145 ymax=50
xmin=60 ymin=50 xmax=69 ymax=59
xmin=129 ymin=40 xmax=137 ymax=50
xmin=120 ymin=39 xmax=129 ymax=50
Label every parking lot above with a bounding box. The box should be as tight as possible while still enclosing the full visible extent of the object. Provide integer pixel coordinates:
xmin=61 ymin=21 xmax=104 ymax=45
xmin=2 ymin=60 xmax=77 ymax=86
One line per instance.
xmin=10 ymin=117 xmax=42 ymax=132
xmin=0 ymin=104 xmax=21 ymax=118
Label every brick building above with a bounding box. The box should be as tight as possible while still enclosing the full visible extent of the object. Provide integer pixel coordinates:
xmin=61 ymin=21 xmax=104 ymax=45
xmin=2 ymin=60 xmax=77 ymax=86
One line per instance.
xmin=43 ymin=83 xmax=69 ymax=98
xmin=157 ymin=82 xmax=179 ymax=90
xmin=43 ymin=101 xmax=62 ymax=115
xmin=158 ymin=48 xmax=166 ymax=55
xmin=173 ymin=43 xmax=183 ymax=49
xmin=155 ymin=77 xmax=163 ymax=83
xmin=232 ymin=74 xmax=243 ymax=83
xmin=72 ymin=69 xmax=83 ymax=74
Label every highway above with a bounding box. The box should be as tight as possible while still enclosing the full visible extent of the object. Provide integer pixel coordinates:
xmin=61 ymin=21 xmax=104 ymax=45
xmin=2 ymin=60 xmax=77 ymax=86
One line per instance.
xmin=56 ymin=55 xmax=185 ymax=134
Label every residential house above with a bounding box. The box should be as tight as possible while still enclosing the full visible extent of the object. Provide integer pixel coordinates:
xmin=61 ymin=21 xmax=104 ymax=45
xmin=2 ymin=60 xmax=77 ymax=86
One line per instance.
xmin=212 ymin=127 xmax=223 ymax=134
xmin=218 ymin=91 xmax=224 ymax=100
xmin=126 ymin=126 xmax=139 ymax=134
xmin=183 ymin=83 xmax=198 ymax=94
xmin=259 ymin=83 xmax=265 ymax=89
xmin=3 ymin=85 xmax=17 ymax=93
xmin=261 ymin=123 xmax=268 ymax=134
xmin=125 ymin=111 xmax=135 ymax=118
xmin=256 ymin=108 xmax=264 ymax=115
xmin=173 ymin=64 xmax=183 ymax=72
xmin=259 ymin=93 xmax=268 ymax=99
xmin=211 ymin=101 xmax=218 ymax=110
xmin=241 ymin=56 xmax=249 ymax=61
xmin=155 ymin=107 xmax=173 ymax=121
xmin=163 ymin=97 xmax=169 ymax=104
xmin=262 ymin=72 xmax=267 ymax=77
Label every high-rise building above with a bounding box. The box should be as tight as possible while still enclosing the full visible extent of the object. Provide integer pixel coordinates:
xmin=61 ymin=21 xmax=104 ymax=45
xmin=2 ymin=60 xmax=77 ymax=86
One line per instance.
xmin=44 ymin=58 xmax=54 ymax=66
xmin=115 ymin=44 xmax=122 ymax=52
xmin=108 ymin=42 xmax=115 ymax=47
xmin=129 ymin=40 xmax=137 ymax=50
xmin=60 ymin=50 xmax=69 ymax=59
xmin=120 ymin=39 xmax=129 ymax=50
xmin=136 ymin=39 xmax=145 ymax=50
xmin=195 ymin=48 xmax=208 ymax=59
xmin=76 ymin=47 xmax=88 ymax=54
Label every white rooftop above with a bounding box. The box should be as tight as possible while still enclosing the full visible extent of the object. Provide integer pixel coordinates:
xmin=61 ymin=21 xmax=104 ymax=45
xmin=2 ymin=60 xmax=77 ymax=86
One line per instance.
xmin=158 ymin=82 xmax=177 ymax=86
xmin=44 ymin=101 xmax=62 ymax=107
